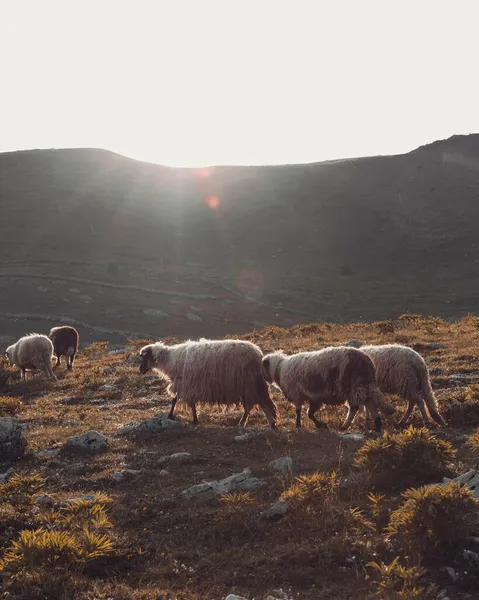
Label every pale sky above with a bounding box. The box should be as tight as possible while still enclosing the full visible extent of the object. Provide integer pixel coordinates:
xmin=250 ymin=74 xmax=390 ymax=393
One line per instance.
xmin=1 ymin=0 xmax=478 ymax=167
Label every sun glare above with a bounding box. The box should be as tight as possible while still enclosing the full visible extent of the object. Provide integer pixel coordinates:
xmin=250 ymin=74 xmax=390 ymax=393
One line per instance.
xmin=207 ymin=195 xmax=220 ymax=209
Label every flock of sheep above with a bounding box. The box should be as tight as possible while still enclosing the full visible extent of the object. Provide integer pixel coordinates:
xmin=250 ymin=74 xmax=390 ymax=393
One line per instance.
xmin=3 ymin=327 xmax=446 ymax=432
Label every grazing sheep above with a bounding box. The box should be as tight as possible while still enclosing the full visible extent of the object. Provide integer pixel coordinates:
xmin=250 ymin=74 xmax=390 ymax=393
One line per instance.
xmin=361 ymin=344 xmax=446 ymax=427
xmin=4 ymin=334 xmax=56 ymax=381
xmin=262 ymin=347 xmax=395 ymax=432
xmin=139 ymin=338 xmax=277 ymax=428
xmin=49 ymin=326 xmax=79 ymax=370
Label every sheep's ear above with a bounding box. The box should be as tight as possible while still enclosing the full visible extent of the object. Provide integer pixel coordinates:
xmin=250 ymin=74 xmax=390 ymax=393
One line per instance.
xmin=140 ymin=346 xmax=152 ymax=358
xmin=4 ymin=352 xmax=8 ymax=358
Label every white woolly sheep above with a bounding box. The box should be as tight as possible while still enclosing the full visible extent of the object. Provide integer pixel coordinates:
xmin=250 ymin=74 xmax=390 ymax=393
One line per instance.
xmin=360 ymin=344 xmax=446 ymax=427
xmin=262 ymin=346 xmax=396 ymax=432
xmin=4 ymin=334 xmax=56 ymax=381
xmin=49 ymin=325 xmax=79 ymax=370
xmin=139 ymin=338 xmax=277 ymax=428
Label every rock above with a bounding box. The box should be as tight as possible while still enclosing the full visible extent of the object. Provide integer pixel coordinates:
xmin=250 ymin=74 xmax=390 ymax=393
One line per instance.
xmin=338 ymin=432 xmax=366 ymax=442
xmin=269 ymin=457 xmax=295 ymax=474
xmin=61 ymin=420 xmax=82 ymax=427
xmin=266 ymin=590 xmax=290 ymax=600
xmin=225 ymin=595 xmax=248 ymax=600
xmin=159 ymin=469 xmax=170 ymax=476
xmin=65 ymin=430 xmax=108 ymax=453
xmin=463 ymin=549 xmax=479 ymax=566
xmin=450 ymin=374 xmax=472 ymax=386
xmin=429 ymin=367 xmax=443 ymax=375
xmin=447 ymin=401 xmax=479 ymax=427
xmin=345 ymin=339 xmax=362 ymax=348
xmin=181 ymin=468 xmax=266 ymax=501
xmin=234 ymin=429 xmax=259 ymax=443
xmin=117 ymin=421 xmax=142 ymax=436
xmin=0 ymin=467 xmax=15 ymax=483
xmin=103 ymin=366 xmax=116 ymax=375
xmin=444 ymin=566 xmax=457 ymax=582
xmin=35 ymin=494 xmax=55 ymax=508
xmin=111 ymin=469 xmax=142 ymax=483
xmin=0 ymin=417 xmax=27 ymax=458
xmin=158 ymin=452 xmax=192 ymax=465
xmin=34 ymin=448 xmax=61 ymax=460
xmin=63 ymin=494 xmax=96 ymax=504
xmin=261 ymin=499 xmax=289 ymax=521
xmin=60 ymin=396 xmax=85 ymax=405
xmin=141 ymin=413 xmax=182 ymax=432
xmin=98 ymin=384 xmax=119 ymax=392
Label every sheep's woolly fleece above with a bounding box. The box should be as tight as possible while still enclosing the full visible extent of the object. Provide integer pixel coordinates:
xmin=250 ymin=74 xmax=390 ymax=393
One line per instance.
xmin=5 ymin=333 xmax=56 ymax=379
xmin=142 ymin=338 xmax=272 ymax=408
xmin=361 ymin=343 xmax=445 ymax=425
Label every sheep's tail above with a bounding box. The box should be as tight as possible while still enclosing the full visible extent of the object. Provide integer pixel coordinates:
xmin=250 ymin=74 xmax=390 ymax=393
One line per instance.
xmin=421 ymin=375 xmax=446 ymax=426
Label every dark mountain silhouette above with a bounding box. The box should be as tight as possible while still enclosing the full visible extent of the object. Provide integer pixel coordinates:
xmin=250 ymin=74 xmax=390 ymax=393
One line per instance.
xmin=1 ymin=134 xmax=479 ymax=344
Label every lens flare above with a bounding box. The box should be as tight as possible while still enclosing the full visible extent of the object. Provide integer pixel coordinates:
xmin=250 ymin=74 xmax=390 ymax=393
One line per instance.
xmin=197 ymin=168 xmax=210 ymax=179
xmin=207 ymin=195 xmax=220 ymax=209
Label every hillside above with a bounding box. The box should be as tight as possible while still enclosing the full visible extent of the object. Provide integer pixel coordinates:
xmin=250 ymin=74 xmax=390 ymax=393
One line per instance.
xmin=1 ymin=135 xmax=479 ymax=344
xmin=1 ymin=316 xmax=479 ymax=599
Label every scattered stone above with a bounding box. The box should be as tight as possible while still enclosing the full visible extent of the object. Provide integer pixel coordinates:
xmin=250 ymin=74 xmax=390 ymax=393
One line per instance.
xmin=158 ymin=452 xmax=192 ymax=465
xmin=0 ymin=417 xmax=27 ymax=458
xmin=450 ymin=374 xmax=472 ymax=386
xmin=444 ymin=566 xmax=457 ymax=582
xmin=338 ymin=432 xmax=366 ymax=442
xmin=60 ymin=396 xmax=85 ymax=405
xmin=429 ymin=367 xmax=443 ymax=375
xmin=181 ymin=468 xmax=266 ymax=501
xmin=269 ymin=457 xmax=295 ymax=474
xmin=345 ymin=339 xmax=362 ymax=348
xmin=0 ymin=467 xmax=14 ymax=483
xmin=225 ymin=595 xmax=248 ymax=600
xmin=35 ymin=448 xmax=61 ymax=460
xmin=61 ymin=420 xmax=82 ymax=427
xmin=108 ymin=348 xmax=126 ymax=355
xmin=266 ymin=590 xmax=290 ymax=600
xmin=111 ymin=469 xmax=142 ymax=483
xmin=98 ymin=384 xmax=119 ymax=392
xmin=63 ymin=494 xmax=96 ymax=504
xmin=159 ymin=469 xmax=170 ymax=477
xmin=35 ymin=494 xmax=55 ymax=508
xmin=103 ymin=366 xmax=116 ymax=375
xmin=261 ymin=499 xmax=290 ymax=521
xmin=65 ymin=430 xmax=108 ymax=453
xmin=117 ymin=421 xmax=142 ymax=436
xmin=440 ymin=469 xmax=479 ymax=499
xmin=463 ymin=549 xmax=479 ymax=566
xmin=234 ymin=429 xmax=260 ymax=443
xmin=316 ymin=335 xmax=324 ymax=341
xmin=140 ymin=413 xmax=183 ymax=432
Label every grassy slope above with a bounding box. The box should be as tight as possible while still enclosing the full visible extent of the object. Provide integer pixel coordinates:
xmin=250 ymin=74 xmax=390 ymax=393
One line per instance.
xmin=1 ymin=317 xmax=479 ymax=599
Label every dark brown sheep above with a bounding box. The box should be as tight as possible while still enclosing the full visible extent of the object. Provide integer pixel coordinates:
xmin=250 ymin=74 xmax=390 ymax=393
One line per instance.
xmin=49 ymin=326 xmax=79 ymax=370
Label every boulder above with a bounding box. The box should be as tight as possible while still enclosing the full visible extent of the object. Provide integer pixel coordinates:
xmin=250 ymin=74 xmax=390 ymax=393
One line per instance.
xmin=181 ymin=468 xmax=266 ymax=501
xmin=65 ymin=430 xmax=108 ymax=453
xmin=0 ymin=417 xmax=27 ymax=458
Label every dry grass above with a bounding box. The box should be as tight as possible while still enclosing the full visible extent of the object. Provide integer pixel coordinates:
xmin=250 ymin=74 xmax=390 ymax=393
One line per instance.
xmin=1 ymin=316 xmax=479 ymax=598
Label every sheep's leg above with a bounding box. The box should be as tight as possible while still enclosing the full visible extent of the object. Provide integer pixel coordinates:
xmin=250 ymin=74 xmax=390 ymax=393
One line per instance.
xmin=54 ymin=355 xmax=61 ymax=368
xmin=21 ymin=368 xmax=26 ymax=382
xmin=67 ymin=354 xmax=74 ymax=370
xmin=340 ymin=403 xmax=360 ymax=431
xmin=191 ymin=404 xmax=199 ymax=425
xmin=168 ymin=395 xmax=178 ymax=420
xmin=364 ymin=399 xmax=382 ymax=432
xmin=295 ymin=405 xmax=302 ymax=428
xmin=43 ymin=364 xmax=57 ymax=381
xmin=239 ymin=407 xmax=251 ymax=427
xmin=396 ymin=398 xmax=416 ymax=427
xmin=416 ymin=398 xmax=433 ymax=427
xmin=308 ymin=402 xmax=327 ymax=429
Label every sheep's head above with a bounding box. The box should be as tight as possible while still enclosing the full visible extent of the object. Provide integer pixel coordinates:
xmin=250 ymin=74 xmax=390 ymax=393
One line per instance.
xmin=4 ymin=346 xmax=14 ymax=366
xmin=139 ymin=345 xmax=154 ymax=374
xmin=262 ymin=352 xmax=284 ymax=384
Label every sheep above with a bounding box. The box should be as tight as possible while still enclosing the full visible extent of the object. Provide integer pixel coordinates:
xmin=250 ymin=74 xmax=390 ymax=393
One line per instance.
xmin=4 ymin=334 xmax=56 ymax=381
xmin=139 ymin=338 xmax=277 ymax=428
xmin=49 ymin=326 xmax=79 ymax=370
xmin=262 ymin=346 xmax=396 ymax=432
xmin=360 ymin=344 xmax=446 ymax=427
